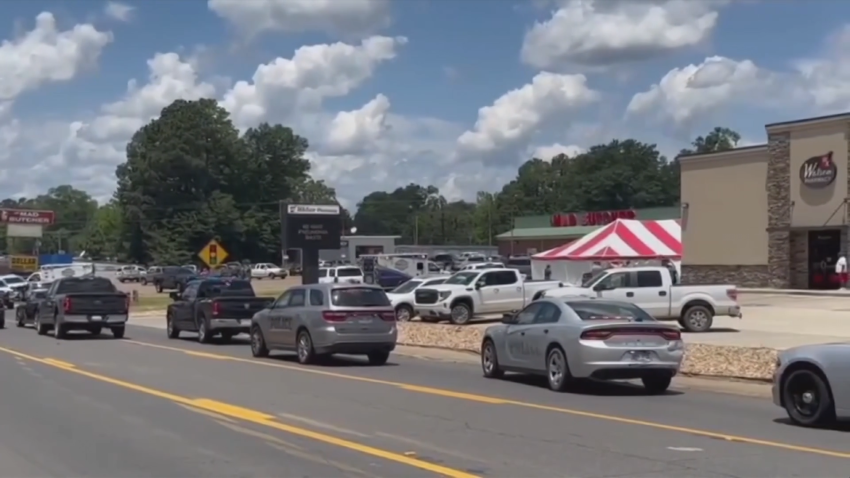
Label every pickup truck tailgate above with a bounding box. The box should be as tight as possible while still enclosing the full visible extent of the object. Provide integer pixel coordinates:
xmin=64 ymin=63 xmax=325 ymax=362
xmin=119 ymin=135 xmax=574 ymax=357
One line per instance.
xmin=212 ymin=297 xmax=273 ymax=319
xmin=65 ymin=294 xmax=128 ymax=315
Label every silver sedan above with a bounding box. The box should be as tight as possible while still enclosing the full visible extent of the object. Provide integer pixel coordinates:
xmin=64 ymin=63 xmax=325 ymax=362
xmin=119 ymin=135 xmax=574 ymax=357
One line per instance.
xmin=772 ymin=343 xmax=850 ymax=427
xmin=480 ymin=298 xmax=684 ymax=393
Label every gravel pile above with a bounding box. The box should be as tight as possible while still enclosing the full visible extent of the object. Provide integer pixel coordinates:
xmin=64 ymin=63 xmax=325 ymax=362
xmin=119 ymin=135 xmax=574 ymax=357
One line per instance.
xmin=397 ymin=322 xmax=778 ymax=381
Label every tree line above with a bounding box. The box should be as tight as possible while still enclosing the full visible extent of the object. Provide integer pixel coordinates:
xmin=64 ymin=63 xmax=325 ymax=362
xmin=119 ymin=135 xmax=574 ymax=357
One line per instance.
xmin=0 ymin=97 xmax=741 ymax=264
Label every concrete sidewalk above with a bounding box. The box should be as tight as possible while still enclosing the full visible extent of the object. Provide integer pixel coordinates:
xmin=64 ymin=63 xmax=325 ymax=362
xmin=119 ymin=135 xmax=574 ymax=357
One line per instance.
xmin=740 ymin=288 xmax=850 ymax=297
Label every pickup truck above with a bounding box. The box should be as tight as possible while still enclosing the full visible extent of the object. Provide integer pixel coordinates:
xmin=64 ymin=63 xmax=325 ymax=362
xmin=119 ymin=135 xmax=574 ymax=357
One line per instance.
xmin=34 ymin=276 xmax=130 ymax=339
xmin=413 ymin=268 xmax=563 ymax=325
xmin=165 ymin=278 xmax=274 ymax=344
xmin=117 ymin=265 xmax=145 ymax=283
xmin=539 ymin=266 xmax=741 ymax=332
xmin=152 ymin=266 xmax=198 ymax=293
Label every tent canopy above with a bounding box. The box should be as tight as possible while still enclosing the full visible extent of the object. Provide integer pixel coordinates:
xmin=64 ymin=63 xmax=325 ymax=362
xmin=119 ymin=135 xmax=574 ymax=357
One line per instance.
xmin=532 ymin=219 xmax=681 ymax=261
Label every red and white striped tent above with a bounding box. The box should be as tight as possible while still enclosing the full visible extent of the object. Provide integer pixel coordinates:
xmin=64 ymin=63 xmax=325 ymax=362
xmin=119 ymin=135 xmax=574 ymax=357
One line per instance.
xmin=530 ymin=219 xmax=681 ymax=283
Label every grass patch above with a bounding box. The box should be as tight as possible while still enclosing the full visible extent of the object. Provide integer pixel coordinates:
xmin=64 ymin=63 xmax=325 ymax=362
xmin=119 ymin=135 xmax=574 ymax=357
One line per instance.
xmin=131 ymin=295 xmax=173 ymax=312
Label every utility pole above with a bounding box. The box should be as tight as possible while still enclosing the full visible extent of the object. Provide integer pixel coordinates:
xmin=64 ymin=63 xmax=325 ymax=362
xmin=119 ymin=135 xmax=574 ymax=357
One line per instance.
xmin=487 ymin=199 xmax=493 ymax=246
xmin=414 ymin=215 xmax=419 ymax=245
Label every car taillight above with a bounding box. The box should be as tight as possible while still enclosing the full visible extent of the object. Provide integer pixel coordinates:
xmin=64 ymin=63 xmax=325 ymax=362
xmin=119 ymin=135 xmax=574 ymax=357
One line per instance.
xmin=322 ymin=311 xmax=347 ymax=322
xmin=581 ymin=328 xmax=682 ymax=340
xmin=726 ymin=288 xmax=738 ymax=301
xmin=580 ymin=329 xmax=612 ymax=340
xmin=212 ymin=301 xmax=221 ymax=316
xmin=63 ymin=297 xmax=72 ymax=313
xmin=379 ymin=311 xmax=395 ymax=321
xmin=661 ymin=329 xmax=681 ymax=340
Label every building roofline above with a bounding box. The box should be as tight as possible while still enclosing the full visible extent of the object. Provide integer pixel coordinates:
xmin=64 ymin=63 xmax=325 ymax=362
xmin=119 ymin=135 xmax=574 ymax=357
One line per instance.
xmin=341 ymin=235 xmax=402 ymax=239
xmin=765 ymin=112 xmax=850 ymax=133
xmin=676 ymin=144 xmax=768 ymax=163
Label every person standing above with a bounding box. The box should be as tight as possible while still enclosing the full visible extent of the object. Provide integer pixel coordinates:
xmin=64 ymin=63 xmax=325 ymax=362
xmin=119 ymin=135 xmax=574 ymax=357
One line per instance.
xmin=544 ymin=264 xmax=552 ymax=280
xmin=836 ymin=253 xmax=848 ymax=290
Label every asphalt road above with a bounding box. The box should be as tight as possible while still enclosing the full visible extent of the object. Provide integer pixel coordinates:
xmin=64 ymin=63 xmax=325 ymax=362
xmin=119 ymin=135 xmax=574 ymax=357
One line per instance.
xmin=0 ymin=322 xmax=849 ymax=477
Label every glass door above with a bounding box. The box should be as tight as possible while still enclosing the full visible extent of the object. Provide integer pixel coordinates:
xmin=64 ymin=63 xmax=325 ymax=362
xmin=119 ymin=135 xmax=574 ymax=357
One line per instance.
xmin=808 ymin=229 xmax=841 ymax=290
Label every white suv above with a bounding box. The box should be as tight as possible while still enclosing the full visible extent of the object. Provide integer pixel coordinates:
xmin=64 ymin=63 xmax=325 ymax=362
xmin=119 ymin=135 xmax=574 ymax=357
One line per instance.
xmin=251 ymin=263 xmax=287 ymax=279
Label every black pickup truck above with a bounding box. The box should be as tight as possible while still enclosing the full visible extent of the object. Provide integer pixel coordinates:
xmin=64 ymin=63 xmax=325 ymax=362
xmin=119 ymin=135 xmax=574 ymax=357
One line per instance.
xmin=34 ymin=276 xmax=129 ymax=339
xmin=152 ymin=266 xmax=198 ymax=293
xmin=166 ymin=279 xmax=273 ymax=343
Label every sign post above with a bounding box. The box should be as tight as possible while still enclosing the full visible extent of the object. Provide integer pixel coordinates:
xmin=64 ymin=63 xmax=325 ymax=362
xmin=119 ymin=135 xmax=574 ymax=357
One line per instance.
xmin=198 ymin=239 xmax=229 ymax=269
xmin=280 ymin=203 xmax=342 ymax=285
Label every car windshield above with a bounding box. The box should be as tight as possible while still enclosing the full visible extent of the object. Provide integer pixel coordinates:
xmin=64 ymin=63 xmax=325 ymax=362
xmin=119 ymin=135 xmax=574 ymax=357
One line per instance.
xmin=337 ymin=268 xmax=362 ymax=277
xmin=444 ymin=272 xmax=478 ymax=286
xmin=581 ymin=271 xmax=608 ymax=288
xmin=508 ymin=258 xmax=531 ymax=266
xmin=331 ymin=287 xmax=390 ymax=307
xmin=205 ymin=280 xmax=255 ymax=297
xmin=4 ymin=276 xmax=24 ymax=284
xmin=567 ymin=301 xmax=655 ymax=322
xmin=466 ymin=256 xmax=485 ymax=263
xmin=56 ymin=278 xmax=117 ymax=294
xmin=391 ymin=280 xmax=423 ymax=294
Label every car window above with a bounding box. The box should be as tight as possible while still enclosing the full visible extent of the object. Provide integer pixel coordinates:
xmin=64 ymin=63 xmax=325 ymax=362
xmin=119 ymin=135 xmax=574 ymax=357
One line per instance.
xmin=493 ymin=270 xmax=517 ymax=285
xmin=568 ymin=301 xmax=655 ymax=322
xmin=515 ymin=303 xmax=543 ymax=325
xmin=337 ymin=268 xmax=361 ymax=277
xmin=331 ymin=288 xmax=390 ymax=307
xmin=508 ymin=258 xmax=531 ymax=267
xmin=424 ymin=278 xmax=447 ymax=286
xmin=273 ymin=291 xmax=291 ymax=308
xmin=598 ymin=272 xmax=631 ymax=289
xmin=533 ymin=303 xmax=561 ymax=324
xmin=318 ymin=269 xmax=328 ymax=277
xmin=391 ymin=280 xmax=422 ymax=294
xmin=289 ymin=289 xmax=306 ymax=307
xmin=636 ymin=271 xmax=663 ymax=287
xmin=55 ymin=278 xmax=117 ymax=294
xmin=309 ymin=289 xmax=324 ymax=306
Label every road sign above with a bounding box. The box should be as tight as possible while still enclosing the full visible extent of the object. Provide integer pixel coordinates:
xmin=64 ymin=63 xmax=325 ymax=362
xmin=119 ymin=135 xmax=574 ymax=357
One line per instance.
xmin=198 ymin=239 xmax=228 ymax=268
xmin=10 ymin=255 xmax=38 ymax=272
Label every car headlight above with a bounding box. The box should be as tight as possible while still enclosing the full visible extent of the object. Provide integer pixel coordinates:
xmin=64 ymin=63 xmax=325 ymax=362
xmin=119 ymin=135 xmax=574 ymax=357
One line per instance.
xmin=439 ymin=291 xmax=452 ymax=300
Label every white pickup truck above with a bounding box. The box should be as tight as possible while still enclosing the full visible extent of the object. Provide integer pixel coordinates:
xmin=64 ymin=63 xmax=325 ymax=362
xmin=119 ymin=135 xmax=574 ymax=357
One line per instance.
xmin=540 ymin=266 xmax=741 ymax=332
xmin=413 ymin=268 xmax=562 ymax=325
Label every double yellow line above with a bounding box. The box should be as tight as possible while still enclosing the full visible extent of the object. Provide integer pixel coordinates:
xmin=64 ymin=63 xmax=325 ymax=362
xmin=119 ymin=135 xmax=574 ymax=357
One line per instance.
xmin=0 ymin=345 xmax=479 ymax=478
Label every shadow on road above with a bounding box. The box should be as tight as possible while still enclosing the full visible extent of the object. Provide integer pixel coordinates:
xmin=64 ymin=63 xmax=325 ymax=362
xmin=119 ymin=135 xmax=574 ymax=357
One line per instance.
xmin=772 ymin=417 xmax=850 ymax=432
xmin=682 ymin=327 xmax=740 ymax=334
xmin=499 ymin=374 xmax=684 ymax=397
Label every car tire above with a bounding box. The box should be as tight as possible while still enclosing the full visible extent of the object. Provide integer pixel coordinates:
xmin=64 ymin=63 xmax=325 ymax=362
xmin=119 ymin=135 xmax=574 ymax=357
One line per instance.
xmin=449 ymin=303 xmax=472 ymax=325
xmin=367 ymin=351 xmax=390 ymax=366
xmin=395 ymin=304 xmax=414 ymax=322
xmin=197 ymin=317 xmax=211 ymax=344
xmin=0 ymin=316 xmax=4 ymax=329
xmin=35 ymin=315 xmax=48 ymax=335
xmin=782 ymin=369 xmax=835 ymax=427
xmin=641 ymin=376 xmax=672 ymax=394
xmin=250 ymin=325 xmax=269 ymax=357
xmin=681 ymin=305 xmax=713 ymax=332
xmin=296 ymin=330 xmax=316 ymax=365
xmin=481 ymin=339 xmax=504 ymax=379
xmin=16 ymin=308 xmax=25 ymax=327
xmin=546 ymin=347 xmax=573 ymax=392
xmin=55 ymin=322 xmax=67 ymax=340
xmin=155 ymin=283 xmax=163 ymax=293
xmin=166 ymin=313 xmax=180 ymax=339
xmin=112 ymin=326 xmax=125 ymax=339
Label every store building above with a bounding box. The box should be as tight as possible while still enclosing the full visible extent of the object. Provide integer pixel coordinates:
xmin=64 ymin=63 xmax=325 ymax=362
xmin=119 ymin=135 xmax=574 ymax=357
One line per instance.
xmin=496 ymin=207 xmax=680 ymax=257
xmin=680 ymin=112 xmax=850 ymax=289
xmin=318 ymin=235 xmax=401 ymax=262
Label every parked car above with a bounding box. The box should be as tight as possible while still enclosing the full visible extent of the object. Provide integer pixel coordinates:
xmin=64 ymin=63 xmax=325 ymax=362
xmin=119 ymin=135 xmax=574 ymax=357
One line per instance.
xmin=249 ymin=284 xmax=397 ymax=365
xmin=15 ymin=286 xmax=49 ymax=327
xmin=0 ymin=274 xmax=28 ymax=307
xmin=374 ymin=265 xmax=412 ymax=291
xmin=459 ymin=262 xmax=505 ymax=271
xmin=251 ymin=263 xmax=287 ymax=280
xmin=540 ymin=266 xmax=741 ymax=332
xmin=141 ymin=266 xmax=162 ymax=285
xmin=33 ymin=276 xmax=129 ymax=339
xmin=481 ymin=297 xmax=684 ymax=393
xmin=772 ymin=343 xmax=850 ymax=427
xmin=165 ymin=279 xmax=274 ymax=343
xmin=413 ymin=269 xmax=562 ymax=325
xmin=117 ymin=265 xmax=145 ymax=283
xmin=152 ymin=266 xmax=198 ymax=293
xmin=386 ymin=276 xmax=450 ymax=321
xmin=318 ymin=266 xmax=364 ymax=284
xmin=506 ymin=256 xmax=532 ymax=278
xmin=182 ymin=264 xmax=198 ymax=273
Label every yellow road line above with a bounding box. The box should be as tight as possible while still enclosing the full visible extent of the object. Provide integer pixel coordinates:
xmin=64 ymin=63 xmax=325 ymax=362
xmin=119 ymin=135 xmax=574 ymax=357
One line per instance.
xmin=124 ymin=339 xmax=850 ymax=460
xmin=0 ymin=346 xmax=478 ymax=478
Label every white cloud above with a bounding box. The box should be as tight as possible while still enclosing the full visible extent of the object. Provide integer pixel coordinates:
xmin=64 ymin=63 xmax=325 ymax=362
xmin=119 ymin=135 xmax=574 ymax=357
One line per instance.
xmin=0 ymin=12 xmax=113 ymax=102
xmin=521 ymin=0 xmax=721 ymax=70
xmin=456 ymin=72 xmax=599 ymax=159
xmin=104 ymin=1 xmax=135 ymax=22
xmin=324 ymin=94 xmax=390 ymax=155
xmin=531 ymin=143 xmax=584 ymax=160
xmin=208 ymin=0 xmax=391 ymax=38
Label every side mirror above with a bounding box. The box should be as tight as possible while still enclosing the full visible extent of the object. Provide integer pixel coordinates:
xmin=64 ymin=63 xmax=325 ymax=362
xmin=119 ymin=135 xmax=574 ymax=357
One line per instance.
xmin=169 ymin=291 xmax=180 ymax=300
xmin=474 ymin=281 xmax=484 ymax=290
xmin=501 ymin=313 xmax=515 ymax=324
xmin=593 ymin=283 xmax=609 ymax=292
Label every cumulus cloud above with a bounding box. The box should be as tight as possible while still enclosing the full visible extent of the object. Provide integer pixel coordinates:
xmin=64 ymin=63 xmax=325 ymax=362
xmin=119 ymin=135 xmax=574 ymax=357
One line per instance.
xmin=104 ymin=2 xmax=135 ymax=22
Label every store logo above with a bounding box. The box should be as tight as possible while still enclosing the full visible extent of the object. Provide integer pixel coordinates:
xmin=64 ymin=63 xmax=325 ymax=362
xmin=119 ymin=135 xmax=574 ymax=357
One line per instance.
xmin=800 ymin=151 xmax=837 ymax=189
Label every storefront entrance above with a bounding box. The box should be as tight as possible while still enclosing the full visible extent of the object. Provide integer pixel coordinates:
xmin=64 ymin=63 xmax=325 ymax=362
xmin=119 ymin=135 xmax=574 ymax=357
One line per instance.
xmin=808 ymin=229 xmax=842 ymax=289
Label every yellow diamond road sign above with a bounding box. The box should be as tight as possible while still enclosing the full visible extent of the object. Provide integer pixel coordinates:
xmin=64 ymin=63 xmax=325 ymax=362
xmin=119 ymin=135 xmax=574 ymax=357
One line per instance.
xmin=198 ymin=239 xmax=228 ymax=268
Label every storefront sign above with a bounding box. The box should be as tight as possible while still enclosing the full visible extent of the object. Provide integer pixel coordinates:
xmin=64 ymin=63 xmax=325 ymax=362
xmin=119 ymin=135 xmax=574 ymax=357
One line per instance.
xmin=10 ymin=255 xmax=38 ymax=272
xmin=0 ymin=209 xmax=55 ymax=224
xmin=800 ymin=151 xmax=837 ymax=189
xmin=550 ymin=209 xmax=636 ymax=227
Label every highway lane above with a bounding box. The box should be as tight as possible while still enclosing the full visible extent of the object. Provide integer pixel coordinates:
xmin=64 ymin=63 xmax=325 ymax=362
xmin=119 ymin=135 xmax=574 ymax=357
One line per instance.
xmin=1 ymin=324 xmax=849 ymax=478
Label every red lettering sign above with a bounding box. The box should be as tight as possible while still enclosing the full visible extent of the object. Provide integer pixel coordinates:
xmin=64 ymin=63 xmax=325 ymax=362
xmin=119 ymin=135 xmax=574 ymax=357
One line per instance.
xmin=0 ymin=209 xmax=55 ymax=225
xmin=550 ymin=209 xmax=635 ymax=228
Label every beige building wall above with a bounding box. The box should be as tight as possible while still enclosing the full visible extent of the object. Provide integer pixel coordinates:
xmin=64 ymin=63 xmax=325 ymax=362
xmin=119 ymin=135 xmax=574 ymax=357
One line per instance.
xmin=680 ymin=147 xmax=769 ymax=265
xmin=789 ymin=124 xmax=849 ymax=227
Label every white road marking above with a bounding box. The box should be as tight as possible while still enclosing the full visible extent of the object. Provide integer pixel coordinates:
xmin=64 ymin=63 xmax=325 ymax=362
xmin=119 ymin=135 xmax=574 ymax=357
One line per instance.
xmin=667 ymin=446 xmax=703 ymax=452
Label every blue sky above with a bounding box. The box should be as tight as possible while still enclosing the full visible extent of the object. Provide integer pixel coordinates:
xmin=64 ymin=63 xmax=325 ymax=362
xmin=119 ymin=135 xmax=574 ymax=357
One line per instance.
xmin=1 ymin=0 xmax=850 ymax=207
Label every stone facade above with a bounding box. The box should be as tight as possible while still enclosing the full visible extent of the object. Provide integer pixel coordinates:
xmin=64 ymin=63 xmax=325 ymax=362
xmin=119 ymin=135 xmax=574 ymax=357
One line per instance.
xmin=681 ymin=265 xmax=770 ymax=287
xmin=789 ymin=230 xmax=808 ymax=288
xmin=766 ymin=132 xmax=792 ymax=288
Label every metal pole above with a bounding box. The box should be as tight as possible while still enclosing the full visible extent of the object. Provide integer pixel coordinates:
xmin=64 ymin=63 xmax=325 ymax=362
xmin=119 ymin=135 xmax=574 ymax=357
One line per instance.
xmin=414 ymin=215 xmax=419 ymax=245
xmin=488 ymin=200 xmax=492 ymax=246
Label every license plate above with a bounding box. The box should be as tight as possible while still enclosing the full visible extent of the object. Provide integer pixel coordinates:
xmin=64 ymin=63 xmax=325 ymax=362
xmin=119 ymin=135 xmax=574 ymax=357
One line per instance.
xmin=356 ymin=317 xmax=374 ymax=324
xmin=630 ymin=351 xmax=651 ymax=362
xmin=91 ymin=316 xmax=102 ymax=321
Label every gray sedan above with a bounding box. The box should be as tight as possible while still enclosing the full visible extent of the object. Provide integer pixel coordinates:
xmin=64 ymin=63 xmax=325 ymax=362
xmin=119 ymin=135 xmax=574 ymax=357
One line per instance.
xmin=480 ymin=298 xmax=684 ymax=393
xmin=772 ymin=343 xmax=850 ymax=427
xmin=249 ymin=283 xmax=397 ymax=365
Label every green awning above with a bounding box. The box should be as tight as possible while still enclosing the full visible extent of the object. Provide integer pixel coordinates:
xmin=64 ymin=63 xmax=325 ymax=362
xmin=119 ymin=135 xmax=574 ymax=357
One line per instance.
xmin=496 ymin=225 xmax=599 ymax=240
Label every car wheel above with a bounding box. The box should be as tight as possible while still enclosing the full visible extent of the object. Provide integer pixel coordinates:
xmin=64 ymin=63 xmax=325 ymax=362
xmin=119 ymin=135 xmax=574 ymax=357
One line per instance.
xmin=296 ymin=330 xmax=316 ymax=365
xmin=367 ymin=351 xmax=390 ymax=366
xmin=90 ymin=326 xmax=102 ymax=336
xmin=782 ymin=369 xmax=835 ymax=427
xmin=250 ymin=325 xmax=269 ymax=357
xmin=166 ymin=313 xmax=180 ymax=339
xmin=112 ymin=326 xmax=125 ymax=339
xmin=16 ymin=308 xmax=25 ymax=327
xmin=197 ymin=317 xmax=211 ymax=344
xmin=681 ymin=305 xmax=713 ymax=332
xmin=641 ymin=376 xmax=672 ymax=394
xmin=141 ymin=278 xmax=148 ymax=286
xmin=155 ymin=283 xmax=163 ymax=293
xmin=449 ymin=303 xmax=472 ymax=325
xmin=35 ymin=315 xmax=48 ymax=335
xmin=481 ymin=339 xmax=504 ymax=379
xmin=395 ymin=304 xmax=414 ymax=322
xmin=0 ymin=316 xmax=4 ymax=329
xmin=546 ymin=347 xmax=573 ymax=392
xmin=55 ymin=322 xmax=67 ymax=339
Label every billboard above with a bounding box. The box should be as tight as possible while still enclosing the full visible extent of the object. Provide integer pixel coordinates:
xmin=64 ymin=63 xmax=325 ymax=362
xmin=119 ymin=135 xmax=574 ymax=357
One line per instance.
xmin=281 ymin=204 xmax=342 ymax=250
xmin=0 ymin=209 xmax=55 ymax=225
